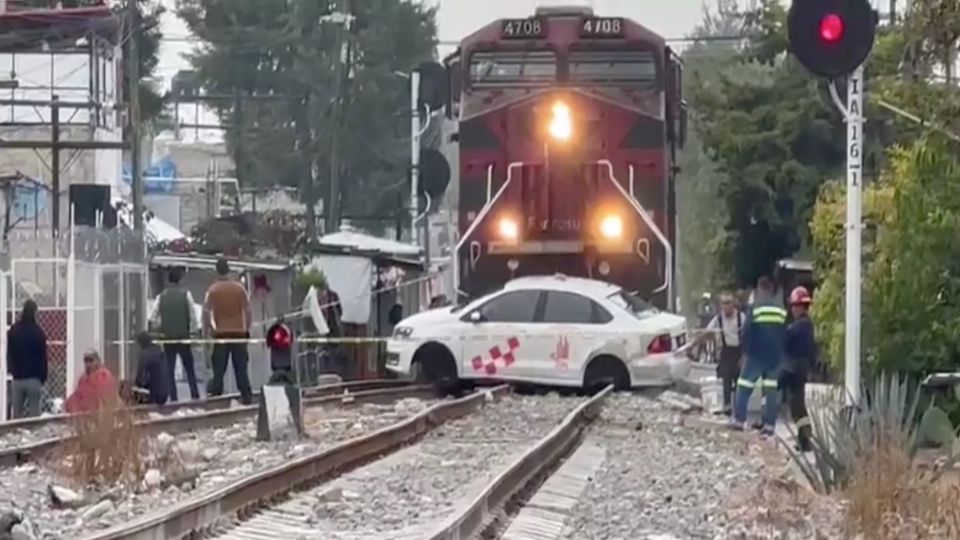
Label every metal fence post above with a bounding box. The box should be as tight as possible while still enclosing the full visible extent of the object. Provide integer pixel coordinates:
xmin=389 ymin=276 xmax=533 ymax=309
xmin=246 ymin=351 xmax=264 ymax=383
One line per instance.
xmin=0 ymin=272 xmax=8 ymax=421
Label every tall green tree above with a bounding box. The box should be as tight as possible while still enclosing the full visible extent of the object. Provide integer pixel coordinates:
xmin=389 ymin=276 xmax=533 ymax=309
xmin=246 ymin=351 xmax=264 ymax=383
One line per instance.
xmin=690 ymin=0 xmax=845 ymax=286
xmin=676 ymin=0 xmax=742 ymax=318
xmin=177 ymin=0 xmax=437 ymax=237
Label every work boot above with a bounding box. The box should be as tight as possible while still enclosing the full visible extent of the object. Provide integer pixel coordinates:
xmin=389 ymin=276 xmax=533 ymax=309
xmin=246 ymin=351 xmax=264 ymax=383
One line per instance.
xmin=727 ymin=419 xmax=745 ymax=432
xmin=750 ymin=421 xmax=764 ymax=431
xmin=760 ymin=425 xmax=776 ymax=437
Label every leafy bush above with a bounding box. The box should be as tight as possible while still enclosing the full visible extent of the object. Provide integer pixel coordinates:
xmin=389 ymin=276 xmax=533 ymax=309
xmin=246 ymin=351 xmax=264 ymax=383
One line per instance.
xmin=810 ymin=139 xmax=960 ymax=376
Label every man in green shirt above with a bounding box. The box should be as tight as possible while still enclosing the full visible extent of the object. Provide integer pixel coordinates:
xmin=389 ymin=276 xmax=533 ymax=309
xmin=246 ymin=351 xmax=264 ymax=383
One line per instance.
xmin=149 ymin=268 xmax=201 ymax=401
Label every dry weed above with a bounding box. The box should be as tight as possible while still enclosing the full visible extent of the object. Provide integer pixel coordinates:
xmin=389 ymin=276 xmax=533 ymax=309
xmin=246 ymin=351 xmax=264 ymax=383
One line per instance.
xmin=54 ymin=396 xmax=146 ymax=489
xmin=844 ymin=443 xmax=960 ymax=539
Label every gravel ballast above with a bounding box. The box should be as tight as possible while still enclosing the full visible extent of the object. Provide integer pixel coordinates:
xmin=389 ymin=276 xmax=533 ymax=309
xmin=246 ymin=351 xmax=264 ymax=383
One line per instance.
xmin=0 ymin=397 xmax=436 ymax=539
xmin=219 ymin=392 xmax=587 ymax=539
xmin=559 ymin=392 xmax=773 ymax=540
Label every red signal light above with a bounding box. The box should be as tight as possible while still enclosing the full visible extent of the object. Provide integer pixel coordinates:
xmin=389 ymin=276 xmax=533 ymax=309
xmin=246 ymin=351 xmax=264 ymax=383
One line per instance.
xmin=267 ymin=325 xmax=292 ymax=349
xmin=819 ymin=13 xmax=844 ymax=43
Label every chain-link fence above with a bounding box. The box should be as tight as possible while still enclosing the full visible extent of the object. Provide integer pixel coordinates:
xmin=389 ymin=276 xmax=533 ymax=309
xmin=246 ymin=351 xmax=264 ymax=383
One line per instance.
xmin=1 ymin=227 xmax=147 ymax=415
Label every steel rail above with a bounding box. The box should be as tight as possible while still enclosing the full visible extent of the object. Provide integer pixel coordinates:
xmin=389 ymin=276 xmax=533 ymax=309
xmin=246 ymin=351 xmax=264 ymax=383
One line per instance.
xmin=426 ymin=384 xmax=613 ymax=540
xmin=0 ymin=379 xmax=410 ymax=437
xmin=0 ymin=381 xmax=433 ymax=468
xmin=81 ymin=384 xmax=511 ymax=540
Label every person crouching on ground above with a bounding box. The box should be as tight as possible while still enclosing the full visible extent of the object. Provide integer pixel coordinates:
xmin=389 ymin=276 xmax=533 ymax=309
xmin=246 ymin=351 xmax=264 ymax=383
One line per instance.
xmin=65 ymin=349 xmax=119 ymax=413
xmin=134 ymin=332 xmax=170 ymax=406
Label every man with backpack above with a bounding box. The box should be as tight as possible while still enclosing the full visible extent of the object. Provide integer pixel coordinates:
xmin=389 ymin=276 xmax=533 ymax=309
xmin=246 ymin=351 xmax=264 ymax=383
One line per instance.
xmin=705 ymin=293 xmax=745 ymax=415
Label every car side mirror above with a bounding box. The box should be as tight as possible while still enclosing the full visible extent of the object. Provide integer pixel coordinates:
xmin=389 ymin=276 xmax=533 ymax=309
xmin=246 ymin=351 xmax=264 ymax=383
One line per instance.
xmin=469 ymin=311 xmax=482 ymax=323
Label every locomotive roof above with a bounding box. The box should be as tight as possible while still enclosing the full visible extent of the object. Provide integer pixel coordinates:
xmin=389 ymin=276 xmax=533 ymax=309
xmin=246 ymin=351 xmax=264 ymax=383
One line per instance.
xmin=458 ymin=11 xmax=666 ymax=51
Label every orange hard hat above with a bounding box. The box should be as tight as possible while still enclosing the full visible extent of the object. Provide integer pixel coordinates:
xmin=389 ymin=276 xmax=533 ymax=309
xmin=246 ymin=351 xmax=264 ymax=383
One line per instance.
xmin=789 ymin=286 xmax=812 ymax=306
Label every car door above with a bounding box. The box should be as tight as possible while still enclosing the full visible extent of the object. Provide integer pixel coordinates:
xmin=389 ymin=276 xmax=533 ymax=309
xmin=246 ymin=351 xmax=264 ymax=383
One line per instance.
xmin=459 ymin=290 xmax=546 ymax=380
xmin=533 ymin=291 xmax=614 ymax=383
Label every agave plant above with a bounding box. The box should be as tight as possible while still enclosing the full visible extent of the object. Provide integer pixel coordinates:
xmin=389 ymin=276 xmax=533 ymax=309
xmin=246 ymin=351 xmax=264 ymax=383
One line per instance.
xmin=782 ymin=373 xmax=926 ymax=494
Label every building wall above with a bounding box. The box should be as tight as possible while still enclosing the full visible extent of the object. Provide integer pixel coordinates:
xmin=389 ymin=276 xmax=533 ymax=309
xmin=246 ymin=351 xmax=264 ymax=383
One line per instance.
xmin=0 ymin=48 xmax=123 ymax=234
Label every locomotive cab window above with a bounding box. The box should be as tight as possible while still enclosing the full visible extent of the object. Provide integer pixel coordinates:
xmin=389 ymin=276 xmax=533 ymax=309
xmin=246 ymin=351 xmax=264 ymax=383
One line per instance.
xmin=469 ymin=50 xmax=557 ymax=88
xmin=567 ymin=50 xmax=658 ymax=87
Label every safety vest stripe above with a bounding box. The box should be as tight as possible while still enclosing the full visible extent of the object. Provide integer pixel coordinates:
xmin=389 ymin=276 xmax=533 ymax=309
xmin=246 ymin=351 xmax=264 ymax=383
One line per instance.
xmin=753 ymin=306 xmax=787 ymax=317
xmin=753 ymin=314 xmax=786 ymax=324
xmin=796 ymin=416 xmax=812 ymax=428
xmin=761 ymin=379 xmax=778 ymax=388
xmin=736 ymin=377 xmax=756 ymax=388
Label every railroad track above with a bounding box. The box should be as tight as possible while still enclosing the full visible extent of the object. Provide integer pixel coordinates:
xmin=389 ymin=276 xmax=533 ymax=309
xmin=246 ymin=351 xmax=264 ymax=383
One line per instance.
xmin=428 ymin=386 xmax=612 ymax=540
xmin=82 ymin=386 xmax=611 ymax=540
xmin=0 ymin=379 xmax=426 ymax=468
xmin=80 ymin=384 xmax=512 ymax=540
xmin=0 ymin=378 xmax=410 ymax=438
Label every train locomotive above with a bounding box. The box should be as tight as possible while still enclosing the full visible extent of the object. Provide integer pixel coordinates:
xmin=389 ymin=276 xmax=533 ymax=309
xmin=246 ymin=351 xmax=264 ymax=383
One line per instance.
xmin=444 ymin=6 xmax=686 ymax=310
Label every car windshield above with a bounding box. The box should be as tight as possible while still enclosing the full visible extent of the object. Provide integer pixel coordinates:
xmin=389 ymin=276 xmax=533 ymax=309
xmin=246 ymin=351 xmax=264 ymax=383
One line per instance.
xmin=607 ymin=290 xmax=657 ymax=318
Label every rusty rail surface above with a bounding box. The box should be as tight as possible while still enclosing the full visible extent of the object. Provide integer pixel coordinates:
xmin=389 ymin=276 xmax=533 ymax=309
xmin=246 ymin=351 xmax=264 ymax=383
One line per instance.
xmin=0 ymin=381 xmax=429 ymax=468
xmin=426 ymin=384 xmax=613 ymax=540
xmin=0 ymin=379 xmax=410 ymax=437
xmin=81 ymin=385 xmax=512 ymax=540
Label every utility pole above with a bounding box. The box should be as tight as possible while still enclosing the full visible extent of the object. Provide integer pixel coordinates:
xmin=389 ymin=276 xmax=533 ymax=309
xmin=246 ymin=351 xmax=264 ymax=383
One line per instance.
xmin=844 ymin=66 xmax=864 ymax=406
xmin=234 ymin=92 xmax=245 ymax=189
xmin=51 ymin=95 xmax=60 ymax=234
xmin=127 ymin=0 xmax=143 ymax=231
xmin=325 ymin=1 xmax=353 ymax=235
xmin=410 ymin=69 xmax=420 ymax=247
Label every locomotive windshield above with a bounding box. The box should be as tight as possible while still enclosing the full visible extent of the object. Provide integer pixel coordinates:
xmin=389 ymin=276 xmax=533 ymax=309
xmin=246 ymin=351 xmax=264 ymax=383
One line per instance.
xmin=469 ymin=50 xmax=556 ymax=87
xmin=568 ymin=50 xmax=658 ymax=87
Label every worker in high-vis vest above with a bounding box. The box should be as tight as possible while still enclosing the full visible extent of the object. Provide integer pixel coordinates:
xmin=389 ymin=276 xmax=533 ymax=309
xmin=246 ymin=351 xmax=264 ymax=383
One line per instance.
xmin=731 ymin=276 xmax=787 ymax=435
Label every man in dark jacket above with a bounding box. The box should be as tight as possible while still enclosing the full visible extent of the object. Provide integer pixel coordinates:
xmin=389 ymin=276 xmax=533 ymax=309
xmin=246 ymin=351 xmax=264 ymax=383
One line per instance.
xmin=7 ymin=299 xmax=47 ymax=418
xmin=149 ymin=268 xmax=200 ymax=402
xmin=134 ymin=332 xmax=170 ymax=406
xmin=782 ymin=286 xmax=816 ymax=451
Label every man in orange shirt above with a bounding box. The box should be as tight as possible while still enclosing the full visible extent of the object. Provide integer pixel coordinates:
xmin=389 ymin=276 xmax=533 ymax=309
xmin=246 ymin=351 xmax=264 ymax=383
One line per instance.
xmin=203 ymin=258 xmax=253 ymax=404
xmin=65 ymin=349 xmax=119 ymax=413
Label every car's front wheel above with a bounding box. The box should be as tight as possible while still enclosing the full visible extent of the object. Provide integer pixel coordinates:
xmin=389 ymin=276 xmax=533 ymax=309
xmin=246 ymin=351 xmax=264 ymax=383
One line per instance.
xmin=583 ymin=355 xmax=631 ymax=392
xmin=412 ymin=342 xmax=459 ymax=395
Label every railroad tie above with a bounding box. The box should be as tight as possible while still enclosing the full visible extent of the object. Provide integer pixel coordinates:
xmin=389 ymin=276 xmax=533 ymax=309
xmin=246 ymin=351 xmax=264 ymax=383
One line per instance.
xmin=501 ymin=441 xmax=606 ymax=540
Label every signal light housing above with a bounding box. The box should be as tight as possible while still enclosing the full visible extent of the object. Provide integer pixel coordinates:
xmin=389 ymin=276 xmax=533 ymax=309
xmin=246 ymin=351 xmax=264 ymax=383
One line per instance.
xmin=267 ymin=323 xmax=292 ymax=350
xmin=788 ymin=0 xmax=877 ymax=78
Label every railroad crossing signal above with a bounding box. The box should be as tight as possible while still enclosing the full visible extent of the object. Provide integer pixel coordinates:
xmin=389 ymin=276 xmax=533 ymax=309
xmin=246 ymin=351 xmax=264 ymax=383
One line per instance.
xmin=787 ymin=0 xmax=877 ymax=78
xmin=266 ymin=321 xmax=294 ymax=374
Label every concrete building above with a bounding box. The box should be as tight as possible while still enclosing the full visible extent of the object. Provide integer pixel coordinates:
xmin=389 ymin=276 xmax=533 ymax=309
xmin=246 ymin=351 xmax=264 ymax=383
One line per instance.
xmin=0 ymin=5 xmax=124 ymax=246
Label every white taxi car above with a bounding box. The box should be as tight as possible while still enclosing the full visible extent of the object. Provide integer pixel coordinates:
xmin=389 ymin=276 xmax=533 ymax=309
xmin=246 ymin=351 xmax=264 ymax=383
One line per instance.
xmin=386 ymin=275 xmax=691 ymax=391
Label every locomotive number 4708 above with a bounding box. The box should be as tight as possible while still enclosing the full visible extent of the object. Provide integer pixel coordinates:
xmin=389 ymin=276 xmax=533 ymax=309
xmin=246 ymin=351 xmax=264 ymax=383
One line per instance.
xmin=580 ymin=17 xmax=624 ymax=37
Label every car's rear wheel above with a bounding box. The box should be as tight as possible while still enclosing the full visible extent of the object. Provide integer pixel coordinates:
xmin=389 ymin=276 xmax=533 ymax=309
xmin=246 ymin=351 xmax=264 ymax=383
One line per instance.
xmin=583 ymin=355 xmax=630 ymax=392
xmin=412 ymin=342 xmax=459 ymax=395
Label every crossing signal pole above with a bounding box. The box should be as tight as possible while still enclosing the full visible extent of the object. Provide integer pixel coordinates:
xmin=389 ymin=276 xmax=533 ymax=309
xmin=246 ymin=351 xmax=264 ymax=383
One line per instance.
xmin=788 ymin=0 xmax=877 ymax=407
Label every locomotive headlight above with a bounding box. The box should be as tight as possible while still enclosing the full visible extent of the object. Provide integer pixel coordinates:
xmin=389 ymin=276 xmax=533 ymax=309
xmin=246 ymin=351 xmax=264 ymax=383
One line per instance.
xmin=498 ymin=217 xmax=519 ymax=241
xmin=548 ymin=101 xmax=573 ymax=141
xmin=599 ymin=214 xmax=623 ymax=239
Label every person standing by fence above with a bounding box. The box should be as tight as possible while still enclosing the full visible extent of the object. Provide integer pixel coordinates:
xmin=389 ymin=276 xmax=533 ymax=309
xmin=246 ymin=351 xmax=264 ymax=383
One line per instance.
xmin=203 ymin=258 xmax=253 ymax=404
xmin=149 ymin=268 xmax=201 ymax=402
xmin=7 ymin=299 xmax=47 ymax=418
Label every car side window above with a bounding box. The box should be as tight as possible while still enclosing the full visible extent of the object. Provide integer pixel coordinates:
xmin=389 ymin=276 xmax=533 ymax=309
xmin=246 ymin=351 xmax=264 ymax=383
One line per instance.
xmin=542 ymin=291 xmax=612 ymax=324
xmin=477 ymin=291 xmax=541 ymax=323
